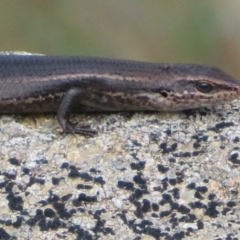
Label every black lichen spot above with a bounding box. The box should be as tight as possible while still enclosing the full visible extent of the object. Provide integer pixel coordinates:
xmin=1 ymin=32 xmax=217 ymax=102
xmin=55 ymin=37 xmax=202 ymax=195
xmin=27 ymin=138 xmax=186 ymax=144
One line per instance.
xmin=78 ymin=208 xmax=85 ymax=213
xmin=44 ymin=208 xmax=56 ymax=218
xmin=182 ymin=152 xmax=191 ymax=158
xmin=229 ymin=152 xmax=239 ymax=161
xmin=228 ymin=152 xmax=240 ymax=164
xmin=161 ymin=178 xmax=169 ymax=190
xmin=77 ymin=193 xmax=97 ymax=203
xmin=193 ymin=142 xmax=201 ymax=149
xmin=36 ymin=178 xmax=45 ymax=185
xmin=129 ymin=188 xmax=148 ymax=202
xmin=197 ymin=220 xmax=204 ymax=229
xmin=130 ymin=153 xmax=138 ymax=160
xmin=159 ymin=142 xmax=167 ymax=149
xmin=79 ymin=172 xmax=93 ymax=181
xmin=159 ymin=141 xmax=171 ymax=154
xmin=61 ymin=194 xmax=72 ymax=202
xmin=157 ymin=164 xmax=169 ymax=173
xmin=192 ymin=150 xmax=204 ymax=156
xmin=52 ymin=218 xmax=65 ymax=230
xmin=159 ymin=210 xmax=171 ymax=218
xmin=48 ymin=193 xmax=60 ymax=203
xmin=189 ymin=201 xmax=206 ymax=209
xmin=153 ymin=186 xmax=163 ymax=192
xmin=77 ymin=184 xmax=93 ymax=190
xmin=134 ymin=207 xmax=144 ymax=218
xmin=205 ymin=201 xmax=220 ymax=218
xmin=35 ymin=159 xmax=48 ymax=164
xmin=3 ymin=171 xmax=17 ymax=180
xmin=25 ymin=219 xmax=37 ymax=228
xmin=38 ymin=219 xmax=48 ymax=231
xmin=117 ymin=213 xmax=128 ymax=224
xmin=171 ymin=188 xmax=180 ymax=199
xmin=152 ymin=203 xmax=159 ymax=211
xmin=172 ymin=231 xmax=185 ymax=239
xmin=169 ymin=178 xmax=177 ymax=185
xmin=7 ymin=194 xmax=23 ymax=211
xmin=227 ymin=201 xmax=237 ymax=208
xmin=131 ymin=139 xmax=142 ymax=147
xmin=133 ymin=174 xmax=146 ymax=185
xmin=171 ymin=143 xmax=178 ymax=151
xmin=141 ymin=199 xmax=151 ymax=213
xmin=188 ymin=213 xmax=197 ymax=222
xmin=178 ymin=205 xmax=191 ymax=214
xmin=93 ymin=210 xmax=103 ymax=220
xmin=102 ymin=227 xmax=115 ymax=235
xmin=0 ymin=228 xmax=13 ymax=240
xmin=132 ymin=200 xmax=141 ymax=208
xmin=202 ymin=135 xmax=208 ymax=141
xmin=22 ymin=167 xmax=30 ymax=175
xmin=117 ymin=181 xmax=134 ymax=190
xmin=194 ymin=191 xmax=204 ymax=200
xmin=12 ymin=216 xmax=22 ymax=228
xmin=164 ymin=129 xmax=171 ymax=136
xmin=151 ymin=213 xmax=158 ymax=218
xmin=4 ymin=220 xmax=12 ymax=226
xmin=192 ymin=134 xmax=199 ymax=140
xmin=196 ymin=186 xmax=208 ymax=193
xmin=187 ymin=182 xmax=196 ymax=189
xmin=130 ymin=161 xmax=146 ymax=171
xmin=171 ymin=202 xmax=179 ymax=210
xmin=9 ymin=157 xmax=20 ymax=166
xmin=52 ymin=177 xmax=60 ymax=185
xmin=222 ymin=207 xmax=231 ymax=215
xmin=215 ymin=121 xmax=234 ymax=130
xmin=230 ymin=190 xmax=238 ymax=195
xmin=159 ymin=199 xmax=168 ymax=206
xmin=52 ymin=201 xmax=64 ymax=211
xmin=5 ymin=182 xmax=15 ymax=192
xmin=60 ymin=162 xmax=69 ymax=169
xmin=162 ymin=193 xmax=172 ymax=202
xmin=58 ymin=210 xmax=72 ymax=220
xmin=131 ymin=220 xmax=162 ymax=238
xmin=133 ymin=237 xmax=141 ymax=240
xmin=94 ymin=176 xmax=106 ymax=185
xmin=89 ymin=168 xmax=101 ymax=173
xmin=169 ymin=214 xmax=179 ymax=228
xmin=68 ymin=225 xmax=94 ymax=239
xmin=149 ymin=132 xmax=159 ymax=142
xmin=68 ymin=167 xmax=94 ymax=181
xmin=68 ymin=168 xmax=80 ymax=178
xmin=233 ymin=136 xmax=239 ymax=143
xmin=208 ymin=121 xmax=234 ymax=132
xmin=208 ymin=193 xmax=216 ymax=201
xmin=169 ymin=157 xmax=176 ymax=163
xmin=176 ymin=177 xmax=184 ymax=184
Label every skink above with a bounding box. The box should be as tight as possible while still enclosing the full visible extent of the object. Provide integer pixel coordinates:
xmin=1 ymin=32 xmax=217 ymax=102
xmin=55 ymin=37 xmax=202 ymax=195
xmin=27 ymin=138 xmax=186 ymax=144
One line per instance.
xmin=0 ymin=52 xmax=240 ymax=136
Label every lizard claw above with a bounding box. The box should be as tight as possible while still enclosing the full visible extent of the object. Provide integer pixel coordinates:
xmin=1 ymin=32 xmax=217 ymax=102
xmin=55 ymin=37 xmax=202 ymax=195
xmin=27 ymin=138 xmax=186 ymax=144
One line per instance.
xmin=59 ymin=119 xmax=98 ymax=136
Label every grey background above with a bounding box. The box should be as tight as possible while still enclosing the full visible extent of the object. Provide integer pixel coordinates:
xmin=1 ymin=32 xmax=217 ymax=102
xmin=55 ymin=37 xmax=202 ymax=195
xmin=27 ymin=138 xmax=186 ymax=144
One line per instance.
xmin=0 ymin=1 xmax=240 ymax=78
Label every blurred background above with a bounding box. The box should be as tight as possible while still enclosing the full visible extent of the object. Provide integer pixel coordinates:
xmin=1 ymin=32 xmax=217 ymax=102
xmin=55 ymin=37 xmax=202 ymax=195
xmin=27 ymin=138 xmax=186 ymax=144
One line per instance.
xmin=0 ymin=1 xmax=240 ymax=77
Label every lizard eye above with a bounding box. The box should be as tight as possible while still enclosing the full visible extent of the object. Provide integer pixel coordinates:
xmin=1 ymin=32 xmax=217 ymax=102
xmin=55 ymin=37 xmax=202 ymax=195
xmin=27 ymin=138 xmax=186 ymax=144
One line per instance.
xmin=196 ymin=82 xmax=213 ymax=93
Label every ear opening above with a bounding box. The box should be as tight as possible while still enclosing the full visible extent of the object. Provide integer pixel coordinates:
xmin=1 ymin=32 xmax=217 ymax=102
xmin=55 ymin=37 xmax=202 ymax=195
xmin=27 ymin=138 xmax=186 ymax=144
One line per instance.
xmin=160 ymin=91 xmax=168 ymax=97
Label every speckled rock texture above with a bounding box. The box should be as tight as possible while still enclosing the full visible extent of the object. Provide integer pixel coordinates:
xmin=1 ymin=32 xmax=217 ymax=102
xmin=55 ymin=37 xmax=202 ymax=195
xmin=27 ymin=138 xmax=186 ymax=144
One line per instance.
xmin=0 ymin=99 xmax=240 ymax=240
